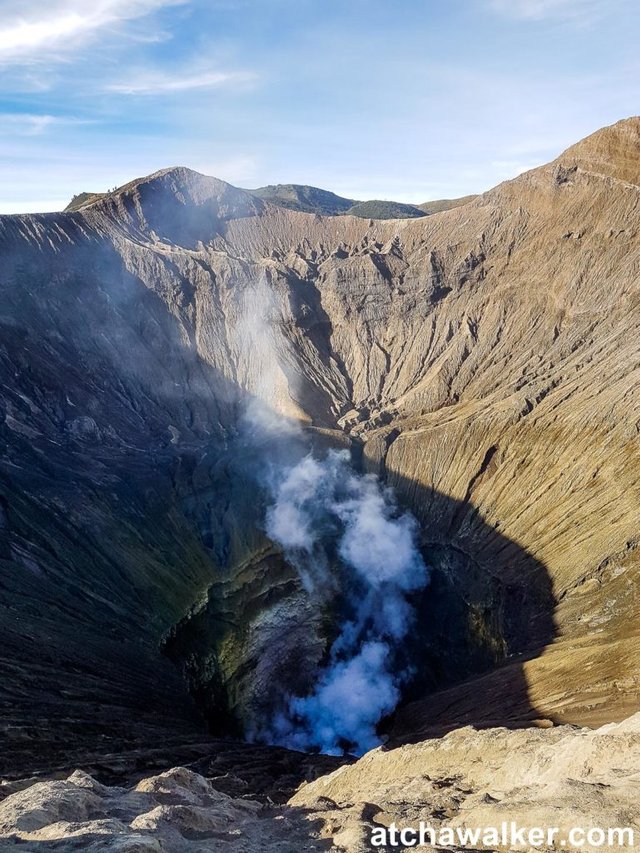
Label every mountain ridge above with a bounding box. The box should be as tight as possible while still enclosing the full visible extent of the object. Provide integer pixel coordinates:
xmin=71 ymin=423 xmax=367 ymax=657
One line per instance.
xmin=61 ymin=115 xmax=640 ymax=222
xmin=64 ymin=174 xmax=464 ymax=220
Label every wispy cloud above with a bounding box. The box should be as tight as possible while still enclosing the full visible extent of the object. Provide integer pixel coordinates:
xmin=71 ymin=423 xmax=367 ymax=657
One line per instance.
xmin=1 ymin=114 xmax=56 ymax=135
xmin=488 ymin=0 xmax=618 ymax=23
xmin=0 ymin=113 xmax=96 ymax=135
xmin=0 ymin=0 xmax=185 ymax=64
xmin=106 ymin=69 xmax=256 ymax=96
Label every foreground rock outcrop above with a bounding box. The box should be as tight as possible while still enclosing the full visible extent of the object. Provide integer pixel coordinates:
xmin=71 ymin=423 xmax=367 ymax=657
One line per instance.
xmin=293 ymin=713 xmax=640 ymax=851
xmin=1 ymin=117 xmax=640 ymax=775
xmin=2 ymin=714 xmax=639 ymax=851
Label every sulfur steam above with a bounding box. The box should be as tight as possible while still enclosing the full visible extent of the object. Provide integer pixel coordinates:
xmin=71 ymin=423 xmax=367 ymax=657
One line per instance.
xmin=234 ymin=273 xmax=430 ymax=755
xmin=261 ymin=449 xmax=429 ymax=754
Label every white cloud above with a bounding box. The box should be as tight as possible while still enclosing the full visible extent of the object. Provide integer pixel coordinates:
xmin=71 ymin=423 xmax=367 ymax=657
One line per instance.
xmin=0 ymin=0 xmax=185 ymax=64
xmin=1 ymin=114 xmax=56 ymax=135
xmin=106 ymin=69 xmax=256 ymax=95
xmin=488 ymin=0 xmax=616 ymax=23
xmin=0 ymin=113 xmax=92 ymax=135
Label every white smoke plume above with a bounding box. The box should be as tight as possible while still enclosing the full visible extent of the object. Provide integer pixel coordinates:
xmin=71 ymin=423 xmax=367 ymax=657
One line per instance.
xmin=260 ymin=449 xmax=429 ymax=754
xmin=232 ymin=271 xmax=430 ymax=755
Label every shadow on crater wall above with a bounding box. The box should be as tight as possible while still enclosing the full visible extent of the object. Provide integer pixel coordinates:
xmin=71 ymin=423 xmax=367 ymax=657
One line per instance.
xmin=384 ymin=468 xmax=557 ymax=743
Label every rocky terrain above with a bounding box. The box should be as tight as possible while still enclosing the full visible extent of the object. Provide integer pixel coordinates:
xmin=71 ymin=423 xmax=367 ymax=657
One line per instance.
xmin=1 ymin=714 xmax=639 ymax=851
xmin=1 ymin=116 xmax=639 ymax=832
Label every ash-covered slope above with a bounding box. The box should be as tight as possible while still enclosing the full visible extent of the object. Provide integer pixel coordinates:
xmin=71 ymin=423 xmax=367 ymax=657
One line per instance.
xmin=2 ymin=714 xmax=640 ymax=851
xmin=1 ymin=118 xmax=640 ymax=777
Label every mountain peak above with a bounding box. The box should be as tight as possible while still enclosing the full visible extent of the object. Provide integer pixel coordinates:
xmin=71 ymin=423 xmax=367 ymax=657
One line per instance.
xmin=110 ymin=166 xmax=256 ymax=208
xmin=77 ymin=166 xmax=264 ymax=247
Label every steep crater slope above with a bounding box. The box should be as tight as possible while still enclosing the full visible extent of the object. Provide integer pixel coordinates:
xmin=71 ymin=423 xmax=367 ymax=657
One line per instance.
xmin=1 ymin=119 xmax=640 ymax=775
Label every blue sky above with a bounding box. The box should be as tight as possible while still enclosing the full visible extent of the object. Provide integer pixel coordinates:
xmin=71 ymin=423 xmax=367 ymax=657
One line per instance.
xmin=0 ymin=0 xmax=638 ymax=213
